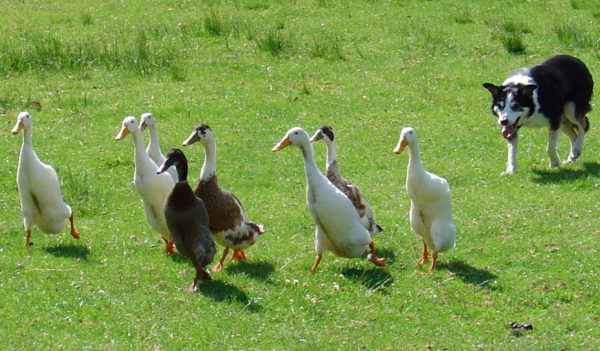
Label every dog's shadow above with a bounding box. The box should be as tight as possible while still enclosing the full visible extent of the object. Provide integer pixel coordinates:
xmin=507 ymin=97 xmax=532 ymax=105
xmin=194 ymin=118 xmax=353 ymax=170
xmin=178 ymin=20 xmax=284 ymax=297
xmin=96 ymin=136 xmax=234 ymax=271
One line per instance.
xmin=437 ymin=260 xmax=500 ymax=290
xmin=531 ymin=162 xmax=600 ymax=183
xmin=44 ymin=244 xmax=89 ymax=260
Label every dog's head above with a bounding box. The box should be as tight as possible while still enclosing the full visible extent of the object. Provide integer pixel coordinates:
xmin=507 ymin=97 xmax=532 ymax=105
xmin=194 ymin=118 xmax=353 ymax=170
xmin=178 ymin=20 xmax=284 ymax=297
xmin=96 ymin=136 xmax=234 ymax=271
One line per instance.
xmin=483 ymin=83 xmax=536 ymax=140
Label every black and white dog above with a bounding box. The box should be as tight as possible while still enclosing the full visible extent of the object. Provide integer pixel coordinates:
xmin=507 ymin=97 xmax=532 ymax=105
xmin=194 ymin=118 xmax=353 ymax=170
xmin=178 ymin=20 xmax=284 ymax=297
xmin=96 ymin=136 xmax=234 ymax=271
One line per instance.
xmin=483 ymin=55 xmax=593 ymax=175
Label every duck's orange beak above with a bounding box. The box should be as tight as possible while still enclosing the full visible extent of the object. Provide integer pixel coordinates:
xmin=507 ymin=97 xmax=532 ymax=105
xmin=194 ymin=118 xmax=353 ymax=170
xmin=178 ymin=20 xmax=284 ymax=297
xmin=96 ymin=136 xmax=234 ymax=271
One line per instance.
xmin=114 ymin=126 xmax=129 ymax=140
xmin=393 ymin=138 xmax=407 ymax=154
xmin=272 ymin=136 xmax=291 ymax=151
xmin=11 ymin=120 xmax=24 ymax=135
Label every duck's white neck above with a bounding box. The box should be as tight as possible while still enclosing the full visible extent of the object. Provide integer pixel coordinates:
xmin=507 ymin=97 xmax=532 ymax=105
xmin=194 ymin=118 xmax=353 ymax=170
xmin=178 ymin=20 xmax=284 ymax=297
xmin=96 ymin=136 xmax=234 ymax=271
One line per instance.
xmin=21 ymin=126 xmax=33 ymax=148
xmin=298 ymin=141 xmax=321 ymax=180
xmin=131 ymin=128 xmax=151 ymax=166
xmin=147 ymin=126 xmax=160 ymax=154
xmin=407 ymin=140 xmax=425 ymax=177
xmin=19 ymin=126 xmax=37 ymax=161
xmin=200 ymin=139 xmax=217 ymax=181
xmin=323 ymin=138 xmax=337 ymax=169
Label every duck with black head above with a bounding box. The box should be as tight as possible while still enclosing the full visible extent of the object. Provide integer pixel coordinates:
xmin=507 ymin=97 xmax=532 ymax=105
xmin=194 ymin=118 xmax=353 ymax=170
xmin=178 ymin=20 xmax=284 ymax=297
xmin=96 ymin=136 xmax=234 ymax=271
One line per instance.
xmin=157 ymin=148 xmax=216 ymax=291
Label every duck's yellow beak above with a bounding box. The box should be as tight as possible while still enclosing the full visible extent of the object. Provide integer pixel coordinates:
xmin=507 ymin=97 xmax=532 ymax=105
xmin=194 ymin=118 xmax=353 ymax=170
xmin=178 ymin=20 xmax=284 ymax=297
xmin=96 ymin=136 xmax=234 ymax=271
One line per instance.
xmin=272 ymin=136 xmax=291 ymax=151
xmin=114 ymin=126 xmax=129 ymax=140
xmin=11 ymin=120 xmax=24 ymax=135
xmin=393 ymin=138 xmax=407 ymax=154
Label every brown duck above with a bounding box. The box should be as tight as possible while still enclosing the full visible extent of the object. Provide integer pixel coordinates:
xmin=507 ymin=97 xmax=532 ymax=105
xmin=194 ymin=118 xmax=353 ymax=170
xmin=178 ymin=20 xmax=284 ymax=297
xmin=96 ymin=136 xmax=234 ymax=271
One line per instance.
xmin=182 ymin=125 xmax=263 ymax=272
xmin=309 ymin=126 xmax=383 ymax=236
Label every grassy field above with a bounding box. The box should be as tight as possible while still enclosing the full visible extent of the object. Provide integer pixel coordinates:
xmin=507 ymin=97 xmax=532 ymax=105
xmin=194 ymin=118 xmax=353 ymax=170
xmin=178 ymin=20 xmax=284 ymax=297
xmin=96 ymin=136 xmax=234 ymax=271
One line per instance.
xmin=1 ymin=0 xmax=600 ymax=349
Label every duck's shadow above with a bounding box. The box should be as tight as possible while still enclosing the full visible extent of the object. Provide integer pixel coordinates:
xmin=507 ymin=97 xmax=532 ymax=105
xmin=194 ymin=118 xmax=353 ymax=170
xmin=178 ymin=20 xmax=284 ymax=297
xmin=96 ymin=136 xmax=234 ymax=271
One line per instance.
xmin=438 ymin=260 xmax=500 ymax=290
xmin=341 ymin=267 xmax=393 ymax=294
xmin=168 ymin=253 xmax=190 ymax=264
xmin=44 ymin=244 xmax=89 ymax=260
xmin=225 ymin=260 xmax=275 ymax=281
xmin=531 ymin=162 xmax=600 ymax=184
xmin=197 ymin=279 xmax=262 ymax=313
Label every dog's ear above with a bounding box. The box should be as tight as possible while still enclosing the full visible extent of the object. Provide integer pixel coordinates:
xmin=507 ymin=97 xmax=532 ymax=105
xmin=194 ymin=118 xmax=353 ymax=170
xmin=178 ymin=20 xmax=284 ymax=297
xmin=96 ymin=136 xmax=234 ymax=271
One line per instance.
xmin=483 ymin=83 xmax=500 ymax=96
xmin=519 ymin=84 xmax=537 ymax=97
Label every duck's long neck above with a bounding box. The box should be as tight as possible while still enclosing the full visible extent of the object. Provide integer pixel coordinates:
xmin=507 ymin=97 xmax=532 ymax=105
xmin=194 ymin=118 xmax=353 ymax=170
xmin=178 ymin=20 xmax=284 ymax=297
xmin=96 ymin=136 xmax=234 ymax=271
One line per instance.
xmin=20 ymin=127 xmax=37 ymax=160
xmin=407 ymin=141 xmax=426 ymax=178
xmin=131 ymin=129 xmax=151 ymax=168
xmin=324 ymin=138 xmax=337 ymax=169
xmin=147 ymin=126 xmax=161 ymax=153
xmin=176 ymin=160 xmax=189 ymax=183
xmin=200 ymin=140 xmax=217 ymax=181
xmin=21 ymin=127 xmax=33 ymax=150
xmin=299 ymin=141 xmax=321 ymax=181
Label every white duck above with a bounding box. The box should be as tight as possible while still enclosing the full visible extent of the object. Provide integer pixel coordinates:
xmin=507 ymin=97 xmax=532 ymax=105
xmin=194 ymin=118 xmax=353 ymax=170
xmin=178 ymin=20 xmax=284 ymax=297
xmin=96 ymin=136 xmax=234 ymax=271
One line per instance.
xmin=115 ymin=116 xmax=175 ymax=254
xmin=139 ymin=112 xmax=178 ymax=182
xmin=182 ymin=124 xmax=263 ymax=272
xmin=310 ymin=125 xmax=383 ymax=236
xmin=11 ymin=111 xmax=80 ymax=247
xmin=272 ymin=127 xmax=385 ymax=273
xmin=393 ymin=127 xmax=455 ymax=272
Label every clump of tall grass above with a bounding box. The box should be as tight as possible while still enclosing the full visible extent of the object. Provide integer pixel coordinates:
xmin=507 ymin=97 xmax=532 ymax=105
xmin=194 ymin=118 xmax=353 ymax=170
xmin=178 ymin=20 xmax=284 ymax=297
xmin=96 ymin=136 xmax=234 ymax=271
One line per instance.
xmin=501 ymin=32 xmax=526 ymax=54
xmin=204 ymin=10 xmax=227 ymax=36
xmin=310 ymin=32 xmax=346 ymax=60
xmin=501 ymin=20 xmax=531 ymax=34
xmin=554 ymin=23 xmax=597 ymax=48
xmin=255 ymin=24 xmax=291 ymax=57
xmin=80 ymin=12 xmax=93 ymax=26
xmin=453 ymin=9 xmax=473 ymax=24
xmin=0 ymin=29 xmax=179 ymax=76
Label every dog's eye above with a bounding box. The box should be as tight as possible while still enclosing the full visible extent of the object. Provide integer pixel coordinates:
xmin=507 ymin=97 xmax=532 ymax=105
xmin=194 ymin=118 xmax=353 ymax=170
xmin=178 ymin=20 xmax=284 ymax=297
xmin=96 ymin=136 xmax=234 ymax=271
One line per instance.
xmin=497 ymin=101 xmax=505 ymax=109
xmin=511 ymin=102 xmax=521 ymax=110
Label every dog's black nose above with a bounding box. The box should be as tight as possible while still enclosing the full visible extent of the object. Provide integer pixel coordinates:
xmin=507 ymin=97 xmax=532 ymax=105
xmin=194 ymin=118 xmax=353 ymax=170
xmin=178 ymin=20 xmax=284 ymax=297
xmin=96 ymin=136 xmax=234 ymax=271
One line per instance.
xmin=500 ymin=119 xmax=509 ymax=126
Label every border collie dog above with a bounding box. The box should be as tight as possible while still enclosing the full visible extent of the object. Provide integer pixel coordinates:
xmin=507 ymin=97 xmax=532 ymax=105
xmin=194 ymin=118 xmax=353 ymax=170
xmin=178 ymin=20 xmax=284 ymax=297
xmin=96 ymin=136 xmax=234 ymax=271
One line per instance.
xmin=483 ymin=55 xmax=593 ymax=175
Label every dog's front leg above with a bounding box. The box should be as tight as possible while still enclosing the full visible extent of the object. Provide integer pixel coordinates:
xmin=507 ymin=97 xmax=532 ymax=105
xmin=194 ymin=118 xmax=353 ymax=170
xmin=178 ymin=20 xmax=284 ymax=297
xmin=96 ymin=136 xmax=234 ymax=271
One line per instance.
xmin=503 ymin=135 xmax=518 ymax=175
xmin=547 ymin=128 xmax=560 ymax=168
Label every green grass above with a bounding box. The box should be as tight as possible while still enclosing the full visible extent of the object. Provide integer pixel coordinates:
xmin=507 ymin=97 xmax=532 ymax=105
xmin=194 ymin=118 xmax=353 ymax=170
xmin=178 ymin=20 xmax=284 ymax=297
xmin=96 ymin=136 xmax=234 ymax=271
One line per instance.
xmin=1 ymin=0 xmax=600 ymax=349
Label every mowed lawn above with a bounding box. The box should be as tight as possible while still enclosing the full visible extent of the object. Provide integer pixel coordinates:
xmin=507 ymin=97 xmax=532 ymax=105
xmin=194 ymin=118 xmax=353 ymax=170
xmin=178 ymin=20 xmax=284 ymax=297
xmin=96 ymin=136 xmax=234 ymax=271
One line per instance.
xmin=1 ymin=0 xmax=599 ymax=349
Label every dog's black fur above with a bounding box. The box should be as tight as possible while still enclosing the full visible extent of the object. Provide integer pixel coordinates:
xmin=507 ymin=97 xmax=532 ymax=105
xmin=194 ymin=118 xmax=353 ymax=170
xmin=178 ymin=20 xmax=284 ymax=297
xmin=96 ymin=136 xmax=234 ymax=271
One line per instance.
xmin=483 ymin=55 xmax=593 ymax=174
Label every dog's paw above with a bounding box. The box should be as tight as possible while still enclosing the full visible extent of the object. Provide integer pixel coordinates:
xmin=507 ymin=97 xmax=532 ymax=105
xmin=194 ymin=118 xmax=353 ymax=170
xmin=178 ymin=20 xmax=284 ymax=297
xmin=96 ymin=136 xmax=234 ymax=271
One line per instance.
xmin=501 ymin=169 xmax=514 ymax=176
xmin=549 ymin=161 xmax=560 ymax=168
xmin=562 ymin=158 xmax=575 ymax=165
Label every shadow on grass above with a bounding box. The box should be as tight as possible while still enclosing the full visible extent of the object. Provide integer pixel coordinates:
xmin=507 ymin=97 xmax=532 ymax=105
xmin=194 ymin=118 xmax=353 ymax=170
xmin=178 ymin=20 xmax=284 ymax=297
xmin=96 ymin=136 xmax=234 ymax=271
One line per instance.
xmin=44 ymin=244 xmax=89 ymax=260
xmin=531 ymin=162 xmax=600 ymax=184
xmin=225 ymin=260 xmax=275 ymax=281
xmin=438 ymin=260 xmax=500 ymax=290
xmin=197 ymin=279 xmax=262 ymax=313
xmin=341 ymin=267 xmax=393 ymax=294
xmin=168 ymin=253 xmax=190 ymax=265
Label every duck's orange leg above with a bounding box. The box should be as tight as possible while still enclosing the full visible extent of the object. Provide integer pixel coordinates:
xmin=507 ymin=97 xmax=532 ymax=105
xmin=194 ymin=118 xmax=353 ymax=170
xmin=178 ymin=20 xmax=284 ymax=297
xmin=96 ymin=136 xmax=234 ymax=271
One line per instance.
xmin=162 ymin=237 xmax=175 ymax=255
xmin=310 ymin=254 xmax=322 ymax=273
xmin=25 ymin=228 xmax=31 ymax=248
xmin=230 ymin=249 xmax=246 ymax=261
xmin=369 ymin=241 xmax=386 ymax=266
xmin=69 ymin=213 xmax=80 ymax=239
xmin=427 ymin=251 xmax=439 ymax=273
xmin=212 ymin=247 xmax=229 ymax=272
xmin=418 ymin=240 xmax=430 ymax=265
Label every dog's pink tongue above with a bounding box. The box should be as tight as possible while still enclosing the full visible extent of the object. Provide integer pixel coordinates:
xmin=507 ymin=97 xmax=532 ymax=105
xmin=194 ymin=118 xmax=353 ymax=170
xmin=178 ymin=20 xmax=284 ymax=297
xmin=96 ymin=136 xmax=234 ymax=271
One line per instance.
xmin=502 ymin=125 xmax=515 ymax=139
